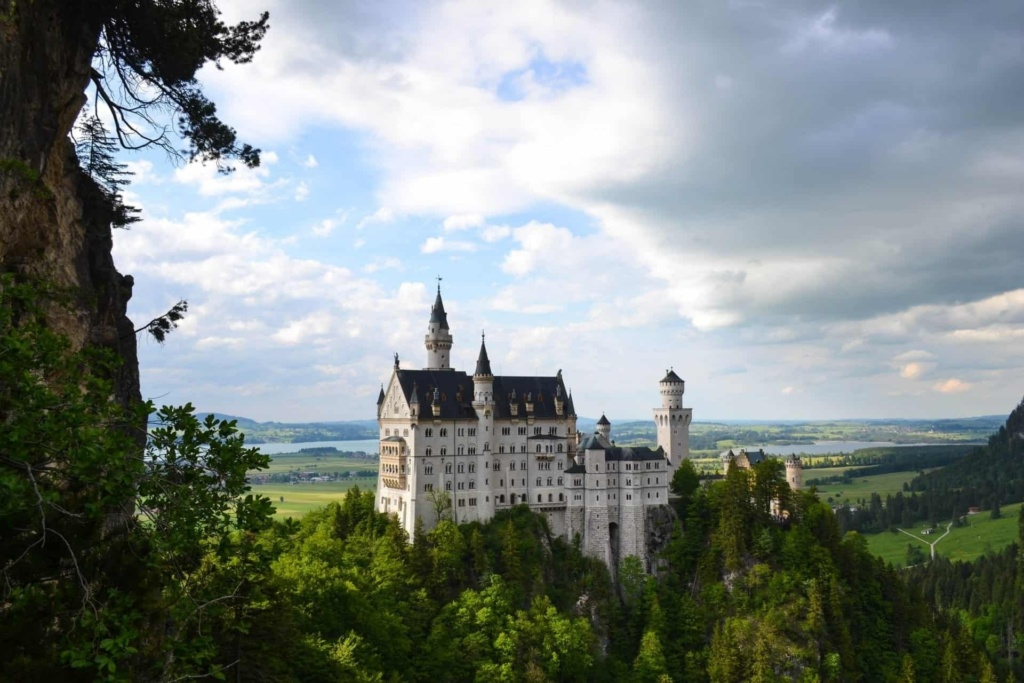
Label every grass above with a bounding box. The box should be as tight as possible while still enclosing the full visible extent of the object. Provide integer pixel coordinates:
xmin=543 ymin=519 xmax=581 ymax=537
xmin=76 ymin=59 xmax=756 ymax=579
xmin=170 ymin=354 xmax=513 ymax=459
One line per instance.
xmin=252 ymin=479 xmax=378 ymax=519
xmin=809 ymin=471 xmax=918 ymax=506
xmin=864 ymin=502 xmax=1023 ymax=567
xmin=258 ymin=451 xmax=377 ymax=476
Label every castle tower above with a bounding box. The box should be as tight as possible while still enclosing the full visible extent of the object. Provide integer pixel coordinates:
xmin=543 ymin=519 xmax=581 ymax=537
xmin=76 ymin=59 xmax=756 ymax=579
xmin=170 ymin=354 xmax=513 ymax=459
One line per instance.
xmin=785 ymin=455 xmax=802 ymax=490
xmin=472 ymin=334 xmax=493 ymax=405
xmin=425 ymin=283 xmax=454 ymax=370
xmin=653 ymin=368 xmax=692 ymax=475
xmin=596 ymin=414 xmax=611 ymax=440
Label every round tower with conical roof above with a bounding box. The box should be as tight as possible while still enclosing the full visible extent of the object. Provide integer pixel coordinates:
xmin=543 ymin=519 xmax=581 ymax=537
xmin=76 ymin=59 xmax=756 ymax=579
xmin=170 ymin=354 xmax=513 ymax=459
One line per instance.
xmin=596 ymin=413 xmax=611 ymax=440
xmin=653 ymin=367 xmax=692 ymax=475
xmin=425 ymin=283 xmax=454 ymax=370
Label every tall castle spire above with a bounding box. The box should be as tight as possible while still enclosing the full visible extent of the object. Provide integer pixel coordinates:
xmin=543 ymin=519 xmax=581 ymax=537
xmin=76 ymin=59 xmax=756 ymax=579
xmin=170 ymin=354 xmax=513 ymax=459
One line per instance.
xmin=425 ymin=278 xmax=454 ymax=370
xmin=474 ymin=332 xmax=492 ymax=377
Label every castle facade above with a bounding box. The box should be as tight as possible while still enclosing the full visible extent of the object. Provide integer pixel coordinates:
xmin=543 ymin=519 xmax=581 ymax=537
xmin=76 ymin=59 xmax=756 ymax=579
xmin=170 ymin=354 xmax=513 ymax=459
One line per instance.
xmin=375 ymin=286 xmax=692 ymax=569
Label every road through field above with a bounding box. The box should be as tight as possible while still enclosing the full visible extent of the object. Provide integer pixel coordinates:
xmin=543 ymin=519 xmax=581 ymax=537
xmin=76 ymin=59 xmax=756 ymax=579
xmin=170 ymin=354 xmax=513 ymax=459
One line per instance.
xmin=897 ymin=522 xmax=953 ymax=560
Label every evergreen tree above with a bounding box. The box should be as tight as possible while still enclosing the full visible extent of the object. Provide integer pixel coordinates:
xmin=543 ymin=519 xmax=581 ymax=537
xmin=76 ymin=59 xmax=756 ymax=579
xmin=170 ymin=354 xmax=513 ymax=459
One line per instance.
xmin=73 ymin=115 xmax=140 ymax=228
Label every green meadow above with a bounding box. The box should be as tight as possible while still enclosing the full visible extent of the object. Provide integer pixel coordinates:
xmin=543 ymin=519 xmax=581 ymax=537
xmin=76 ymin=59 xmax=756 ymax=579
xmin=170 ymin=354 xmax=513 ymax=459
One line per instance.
xmin=252 ymin=478 xmax=378 ymax=519
xmin=808 ymin=470 xmax=919 ymax=506
xmin=864 ymin=502 xmax=1023 ymax=567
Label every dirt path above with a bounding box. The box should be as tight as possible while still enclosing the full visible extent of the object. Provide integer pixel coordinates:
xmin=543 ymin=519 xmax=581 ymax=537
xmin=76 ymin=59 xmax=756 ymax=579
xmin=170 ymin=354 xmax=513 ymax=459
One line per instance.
xmin=897 ymin=521 xmax=953 ymax=560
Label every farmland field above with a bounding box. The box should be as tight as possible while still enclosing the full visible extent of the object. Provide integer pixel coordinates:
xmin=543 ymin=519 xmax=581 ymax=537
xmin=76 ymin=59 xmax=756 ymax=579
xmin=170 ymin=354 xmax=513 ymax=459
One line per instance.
xmin=808 ymin=471 xmax=919 ymax=505
xmin=864 ymin=502 xmax=1022 ymax=567
xmin=252 ymin=479 xmax=378 ymax=519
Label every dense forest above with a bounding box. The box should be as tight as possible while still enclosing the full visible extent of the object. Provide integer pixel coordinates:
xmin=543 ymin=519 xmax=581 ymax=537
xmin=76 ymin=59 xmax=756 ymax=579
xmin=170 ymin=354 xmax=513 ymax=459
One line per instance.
xmin=1 ymin=291 xmax=1008 ymax=680
xmin=836 ymin=399 xmax=1024 ymax=535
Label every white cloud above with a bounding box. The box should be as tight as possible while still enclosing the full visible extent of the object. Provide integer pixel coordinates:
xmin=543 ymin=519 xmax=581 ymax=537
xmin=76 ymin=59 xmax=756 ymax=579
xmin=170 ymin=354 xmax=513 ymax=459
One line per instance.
xmin=312 ymin=218 xmax=336 ymax=237
xmin=303 ymin=154 xmax=319 ymax=168
xmin=356 ymin=207 xmax=395 ymax=230
xmin=481 ymin=225 xmax=511 ymax=242
xmin=124 ymin=159 xmax=158 ymax=185
xmin=933 ymin=378 xmax=971 ymax=394
xmin=421 ymin=236 xmax=476 ymax=254
xmin=363 ymin=257 xmax=403 ymax=273
xmin=443 ymin=213 xmax=485 ymax=231
xmin=294 ymin=182 xmax=309 ymax=201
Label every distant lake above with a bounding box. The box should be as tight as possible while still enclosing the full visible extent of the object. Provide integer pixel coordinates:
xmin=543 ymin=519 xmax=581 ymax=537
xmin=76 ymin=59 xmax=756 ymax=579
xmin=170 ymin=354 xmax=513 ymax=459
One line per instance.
xmin=747 ymin=441 xmax=935 ymax=456
xmin=252 ymin=439 xmax=379 ymax=456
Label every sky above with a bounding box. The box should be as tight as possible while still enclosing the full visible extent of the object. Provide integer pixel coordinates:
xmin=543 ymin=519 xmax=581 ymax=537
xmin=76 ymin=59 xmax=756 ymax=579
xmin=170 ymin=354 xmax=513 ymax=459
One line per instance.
xmin=111 ymin=0 xmax=1024 ymax=423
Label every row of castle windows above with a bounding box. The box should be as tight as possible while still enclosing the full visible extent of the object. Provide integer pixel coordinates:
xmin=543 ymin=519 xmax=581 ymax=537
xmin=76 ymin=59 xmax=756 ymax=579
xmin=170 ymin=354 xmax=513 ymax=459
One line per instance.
xmin=416 ymin=425 xmax=565 ymax=438
xmin=591 ymin=461 xmax=662 ymax=473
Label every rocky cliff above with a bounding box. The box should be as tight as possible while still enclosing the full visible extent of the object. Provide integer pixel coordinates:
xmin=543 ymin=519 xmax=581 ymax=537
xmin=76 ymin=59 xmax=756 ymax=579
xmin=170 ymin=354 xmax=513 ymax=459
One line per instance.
xmin=0 ymin=2 xmax=140 ymax=414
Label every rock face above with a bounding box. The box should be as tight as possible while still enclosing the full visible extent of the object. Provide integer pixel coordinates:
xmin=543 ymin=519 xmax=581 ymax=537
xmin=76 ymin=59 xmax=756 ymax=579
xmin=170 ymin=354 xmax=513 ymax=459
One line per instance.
xmin=0 ymin=2 xmax=140 ymax=415
xmin=645 ymin=505 xmax=676 ymax=574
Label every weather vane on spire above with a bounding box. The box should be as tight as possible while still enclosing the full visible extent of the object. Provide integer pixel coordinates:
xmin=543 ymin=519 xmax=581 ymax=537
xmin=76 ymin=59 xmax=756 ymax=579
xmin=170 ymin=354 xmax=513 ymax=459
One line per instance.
xmin=436 ymin=275 xmax=443 ymax=292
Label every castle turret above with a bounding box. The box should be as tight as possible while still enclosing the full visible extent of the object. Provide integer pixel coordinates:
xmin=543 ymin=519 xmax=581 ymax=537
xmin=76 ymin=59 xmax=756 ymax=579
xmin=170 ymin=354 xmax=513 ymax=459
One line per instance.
xmin=472 ymin=333 xmax=494 ymax=405
xmin=425 ymin=283 xmax=454 ymax=370
xmin=653 ymin=367 xmax=692 ymax=475
xmin=596 ymin=413 xmax=611 ymax=440
xmin=786 ymin=455 xmax=802 ymax=490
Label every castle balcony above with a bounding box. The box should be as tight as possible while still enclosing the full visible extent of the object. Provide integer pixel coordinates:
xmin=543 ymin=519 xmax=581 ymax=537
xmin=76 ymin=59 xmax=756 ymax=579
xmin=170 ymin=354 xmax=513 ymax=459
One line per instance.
xmin=380 ymin=436 xmax=409 ymax=490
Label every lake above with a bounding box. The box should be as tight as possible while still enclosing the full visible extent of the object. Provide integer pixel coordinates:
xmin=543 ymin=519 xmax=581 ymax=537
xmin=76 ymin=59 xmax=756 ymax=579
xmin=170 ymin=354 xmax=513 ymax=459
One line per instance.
xmin=252 ymin=439 xmax=380 ymax=456
xmin=748 ymin=441 xmax=932 ymax=456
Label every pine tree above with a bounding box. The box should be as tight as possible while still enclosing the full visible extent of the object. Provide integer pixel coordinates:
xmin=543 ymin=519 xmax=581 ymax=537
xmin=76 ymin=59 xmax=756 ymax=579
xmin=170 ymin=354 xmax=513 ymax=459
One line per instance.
xmin=74 ymin=115 xmax=141 ymax=228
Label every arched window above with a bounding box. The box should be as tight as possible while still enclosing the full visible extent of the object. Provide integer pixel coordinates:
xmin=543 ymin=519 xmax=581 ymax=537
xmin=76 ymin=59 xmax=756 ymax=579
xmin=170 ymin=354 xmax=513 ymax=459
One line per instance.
xmin=536 ymin=477 xmax=542 ymax=486
xmin=557 ymin=444 xmax=563 ymax=453
xmin=537 ymin=494 xmax=542 ymax=503
xmin=536 ymin=444 xmax=542 ymax=453
xmin=557 ymin=477 xmax=563 ymax=485
xmin=547 ymin=477 xmax=553 ymax=486
xmin=558 ymin=493 xmax=564 ymax=501
xmin=445 ymin=481 xmax=452 ymax=490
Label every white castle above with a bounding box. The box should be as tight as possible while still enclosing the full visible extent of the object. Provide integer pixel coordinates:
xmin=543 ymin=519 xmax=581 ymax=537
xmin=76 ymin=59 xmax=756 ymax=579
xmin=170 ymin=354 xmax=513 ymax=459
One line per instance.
xmin=375 ymin=285 xmax=692 ymax=569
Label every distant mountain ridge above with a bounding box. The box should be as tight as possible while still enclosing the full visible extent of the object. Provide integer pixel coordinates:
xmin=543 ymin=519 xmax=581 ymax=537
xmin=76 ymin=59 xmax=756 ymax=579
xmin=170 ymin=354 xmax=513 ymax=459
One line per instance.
xmin=203 ymin=413 xmax=378 ymax=444
xmin=204 ymin=411 xmax=1003 ymax=447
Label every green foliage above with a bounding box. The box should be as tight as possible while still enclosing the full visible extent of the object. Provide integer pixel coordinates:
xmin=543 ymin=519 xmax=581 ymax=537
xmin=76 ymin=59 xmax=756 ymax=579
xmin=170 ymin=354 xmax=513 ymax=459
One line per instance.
xmin=0 ymin=156 xmax=53 ymax=199
xmin=73 ymin=115 xmax=140 ymax=228
xmin=5 ymin=277 xmax=1016 ymax=679
xmin=0 ymin=276 xmax=274 ymax=680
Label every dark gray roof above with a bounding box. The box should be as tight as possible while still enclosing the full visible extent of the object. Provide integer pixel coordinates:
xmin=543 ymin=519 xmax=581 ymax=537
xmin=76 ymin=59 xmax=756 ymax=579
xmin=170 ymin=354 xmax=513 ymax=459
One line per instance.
xmin=396 ymin=369 xmax=477 ymax=420
xmin=743 ymin=449 xmax=767 ymax=465
xmin=394 ymin=369 xmax=573 ymax=421
xmin=429 ymin=287 xmax=449 ymax=328
xmin=596 ymin=414 xmax=610 ymax=426
xmin=492 ymin=375 xmax=572 ymax=420
xmin=605 ymin=445 xmax=665 ymax=462
xmin=580 ymin=432 xmax=666 ymax=462
xmin=565 ymin=464 xmax=586 ymax=474
xmin=377 ymin=385 xmax=385 ymax=405
xmin=660 ymin=369 xmax=684 ymax=384
xmin=474 ymin=337 xmax=492 ymax=376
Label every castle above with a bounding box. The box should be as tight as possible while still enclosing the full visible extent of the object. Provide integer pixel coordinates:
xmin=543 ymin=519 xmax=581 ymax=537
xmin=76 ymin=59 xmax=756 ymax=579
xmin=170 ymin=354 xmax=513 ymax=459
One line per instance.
xmin=375 ymin=285 xmax=691 ymax=569
xmin=720 ymin=448 xmax=803 ymax=491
